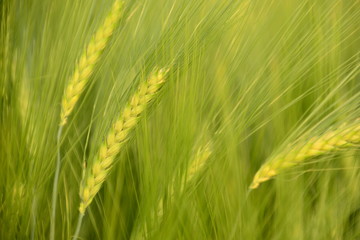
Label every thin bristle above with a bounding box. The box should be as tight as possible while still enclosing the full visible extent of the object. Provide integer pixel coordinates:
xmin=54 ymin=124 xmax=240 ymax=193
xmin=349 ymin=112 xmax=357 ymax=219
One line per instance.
xmin=59 ymin=0 xmax=124 ymax=126
xmin=250 ymin=120 xmax=360 ymax=189
xmin=79 ymin=68 xmax=168 ymax=214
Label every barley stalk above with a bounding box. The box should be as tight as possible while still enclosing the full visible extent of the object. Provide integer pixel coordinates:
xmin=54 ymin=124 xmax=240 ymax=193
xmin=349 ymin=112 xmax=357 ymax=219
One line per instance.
xmin=159 ymin=142 xmax=212 ymax=215
xmin=250 ymin=119 xmax=360 ymax=189
xmin=60 ymin=0 xmax=124 ymax=126
xmin=78 ymin=68 xmax=168 ymax=215
xmin=162 ymin=141 xmax=212 ymax=209
xmin=51 ymin=2 xmax=123 ymax=239
xmin=133 ymin=141 xmax=212 ymax=239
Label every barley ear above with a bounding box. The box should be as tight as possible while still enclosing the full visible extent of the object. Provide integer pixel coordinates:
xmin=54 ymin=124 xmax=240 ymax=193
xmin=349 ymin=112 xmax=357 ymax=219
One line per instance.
xmin=135 ymin=141 xmax=212 ymax=240
xmin=79 ymin=68 xmax=169 ymax=214
xmin=156 ymin=141 xmax=213 ymax=220
xmin=60 ymin=0 xmax=124 ymax=126
xmin=185 ymin=141 xmax=213 ymax=184
xmin=250 ymin=120 xmax=360 ymax=189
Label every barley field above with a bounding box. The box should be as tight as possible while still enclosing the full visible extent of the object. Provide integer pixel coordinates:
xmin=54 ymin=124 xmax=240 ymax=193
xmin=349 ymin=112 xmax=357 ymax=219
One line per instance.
xmin=0 ymin=0 xmax=359 ymax=239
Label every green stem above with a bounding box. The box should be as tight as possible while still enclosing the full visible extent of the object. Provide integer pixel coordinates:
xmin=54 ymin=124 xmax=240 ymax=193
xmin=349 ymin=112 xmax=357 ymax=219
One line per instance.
xmin=73 ymin=213 xmax=84 ymax=240
xmin=50 ymin=126 xmax=63 ymax=240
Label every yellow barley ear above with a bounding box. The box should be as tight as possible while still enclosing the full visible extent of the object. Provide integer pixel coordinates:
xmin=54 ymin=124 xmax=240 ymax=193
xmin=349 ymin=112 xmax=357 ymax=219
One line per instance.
xmin=250 ymin=119 xmax=360 ymax=189
xmin=60 ymin=0 xmax=124 ymax=126
xmin=78 ymin=67 xmax=168 ymax=214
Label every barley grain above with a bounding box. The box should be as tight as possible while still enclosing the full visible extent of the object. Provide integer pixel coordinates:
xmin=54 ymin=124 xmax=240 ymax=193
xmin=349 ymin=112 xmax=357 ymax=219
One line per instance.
xmin=185 ymin=142 xmax=212 ymax=184
xmin=79 ymin=68 xmax=168 ymax=214
xmin=51 ymin=3 xmax=124 ymax=239
xmin=139 ymin=141 xmax=212 ymax=239
xmin=60 ymin=0 xmax=124 ymax=126
xmin=250 ymin=120 xmax=360 ymax=189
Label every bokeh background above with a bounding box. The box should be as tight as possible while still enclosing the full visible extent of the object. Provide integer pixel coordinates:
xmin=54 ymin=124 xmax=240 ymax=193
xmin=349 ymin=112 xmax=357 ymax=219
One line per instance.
xmin=1 ymin=0 xmax=359 ymax=239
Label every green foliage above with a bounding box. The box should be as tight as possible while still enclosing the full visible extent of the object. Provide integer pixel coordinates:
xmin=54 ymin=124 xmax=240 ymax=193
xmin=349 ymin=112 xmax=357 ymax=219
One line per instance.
xmin=0 ymin=0 xmax=359 ymax=239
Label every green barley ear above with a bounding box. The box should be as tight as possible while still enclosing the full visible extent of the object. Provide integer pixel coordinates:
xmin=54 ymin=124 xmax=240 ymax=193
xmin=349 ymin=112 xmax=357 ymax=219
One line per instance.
xmin=131 ymin=140 xmax=213 ymax=240
xmin=157 ymin=141 xmax=212 ymax=225
xmin=60 ymin=0 xmax=124 ymax=126
xmin=250 ymin=119 xmax=360 ymax=189
xmin=79 ymin=68 xmax=169 ymax=214
xmin=185 ymin=141 xmax=213 ymax=185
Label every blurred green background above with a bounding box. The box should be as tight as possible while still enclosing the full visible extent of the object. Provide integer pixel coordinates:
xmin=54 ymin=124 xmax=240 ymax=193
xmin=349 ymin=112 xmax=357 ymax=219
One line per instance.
xmin=0 ymin=0 xmax=359 ymax=239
